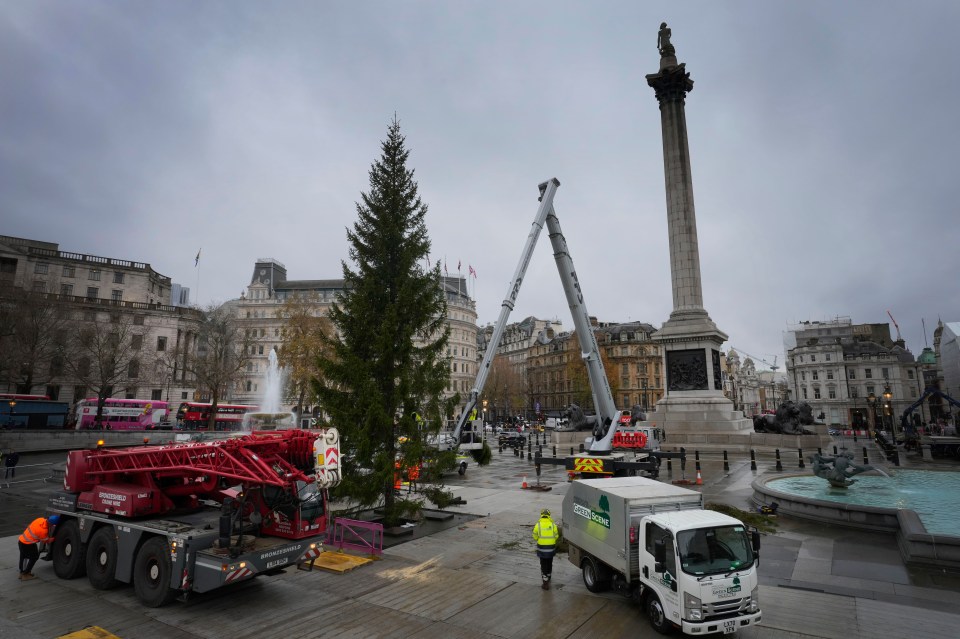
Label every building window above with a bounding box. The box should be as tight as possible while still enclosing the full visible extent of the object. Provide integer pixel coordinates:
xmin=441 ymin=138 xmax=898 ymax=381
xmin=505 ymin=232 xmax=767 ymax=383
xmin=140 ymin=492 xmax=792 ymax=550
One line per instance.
xmin=826 ymin=370 xmax=834 ymax=380
xmin=60 ymin=284 xmax=74 ymax=297
xmin=34 ymin=262 xmax=49 ymax=274
xmin=151 ymin=389 xmax=163 ymax=401
xmin=181 ymin=391 xmax=188 ymax=400
xmin=850 ymin=387 xmax=859 ymax=398
xmin=134 ymin=315 xmax=145 ymax=325
xmin=801 ymin=372 xmax=806 ymax=381
xmin=63 ymin=265 xmax=75 ymax=278
xmin=866 ymin=385 xmax=875 ymax=396
xmin=131 ymin=334 xmax=143 ymax=350
xmin=112 ymin=290 xmax=123 ymax=302
xmin=826 ymin=354 xmax=831 ymax=361
xmin=246 ymin=381 xmax=253 ymax=391
xmin=811 ymin=354 xmax=817 ymax=362
xmin=113 ymin=272 xmax=124 ymax=284
xmin=157 ymin=336 xmax=167 ymax=351
xmin=803 ymin=387 xmax=808 ymax=399
xmin=32 ymin=281 xmax=46 ymax=292
xmin=865 ymin=368 xmax=873 ymax=379
xmin=849 ymin=370 xmax=856 ymax=380
xmin=828 ymin=387 xmax=836 ymax=399
xmin=258 ymin=345 xmax=264 ymax=355
xmin=908 ymin=369 xmax=915 ymax=380
xmin=89 ymin=269 xmax=101 ymax=281
xmin=812 ymin=371 xmax=819 ymax=381
xmin=46 ymin=385 xmax=61 ymax=401
xmin=125 ymin=388 xmax=137 ymax=399
xmin=881 ymin=368 xmax=889 ymax=379
xmin=814 ymin=387 xmax=821 ymax=399
xmin=86 ymin=287 xmax=99 ymax=300
xmin=128 ymin=360 xmax=139 ymax=378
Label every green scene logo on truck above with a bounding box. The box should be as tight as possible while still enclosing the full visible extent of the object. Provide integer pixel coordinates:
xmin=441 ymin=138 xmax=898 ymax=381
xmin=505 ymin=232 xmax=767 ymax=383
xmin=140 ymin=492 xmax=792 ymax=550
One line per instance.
xmin=572 ymin=495 xmax=611 ymax=529
xmin=712 ymin=576 xmax=742 ymax=598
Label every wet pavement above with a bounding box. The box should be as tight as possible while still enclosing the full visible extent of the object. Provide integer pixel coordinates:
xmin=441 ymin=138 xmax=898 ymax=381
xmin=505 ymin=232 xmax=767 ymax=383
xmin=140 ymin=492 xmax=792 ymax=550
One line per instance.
xmin=2 ymin=437 xmax=960 ymax=638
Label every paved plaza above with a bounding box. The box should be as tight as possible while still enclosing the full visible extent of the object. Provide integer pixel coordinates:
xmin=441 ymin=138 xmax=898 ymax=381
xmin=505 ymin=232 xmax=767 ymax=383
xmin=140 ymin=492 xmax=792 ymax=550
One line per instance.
xmin=2 ymin=441 xmax=959 ymax=638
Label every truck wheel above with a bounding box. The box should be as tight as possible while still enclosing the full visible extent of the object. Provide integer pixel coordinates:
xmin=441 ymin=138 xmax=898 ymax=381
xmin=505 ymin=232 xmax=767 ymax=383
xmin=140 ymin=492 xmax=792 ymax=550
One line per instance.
xmin=581 ymin=557 xmax=610 ymax=593
xmin=52 ymin=519 xmax=87 ymax=579
xmin=86 ymin=527 xmax=121 ymax=590
xmin=646 ymin=592 xmax=672 ymax=635
xmin=134 ymin=537 xmax=177 ymax=607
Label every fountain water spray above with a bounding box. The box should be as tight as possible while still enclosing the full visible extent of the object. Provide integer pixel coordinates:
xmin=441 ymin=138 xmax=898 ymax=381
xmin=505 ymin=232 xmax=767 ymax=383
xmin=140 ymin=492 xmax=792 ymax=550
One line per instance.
xmin=243 ymin=348 xmax=297 ymax=430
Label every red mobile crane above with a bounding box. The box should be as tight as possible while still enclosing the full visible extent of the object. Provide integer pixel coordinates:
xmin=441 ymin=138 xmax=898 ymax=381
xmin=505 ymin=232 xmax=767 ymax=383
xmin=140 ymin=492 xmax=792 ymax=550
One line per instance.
xmin=47 ymin=428 xmax=341 ymax=606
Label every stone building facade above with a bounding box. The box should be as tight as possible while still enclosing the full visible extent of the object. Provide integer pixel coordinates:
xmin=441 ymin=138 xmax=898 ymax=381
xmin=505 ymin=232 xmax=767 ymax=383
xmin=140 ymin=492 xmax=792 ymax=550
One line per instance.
xmin=784 ymin=318 xmax=924 ymax=430
xmin=0 ymin=235 xmax=203 ymax=407
xmin=231 ymin=259 xmax=477 ymax=419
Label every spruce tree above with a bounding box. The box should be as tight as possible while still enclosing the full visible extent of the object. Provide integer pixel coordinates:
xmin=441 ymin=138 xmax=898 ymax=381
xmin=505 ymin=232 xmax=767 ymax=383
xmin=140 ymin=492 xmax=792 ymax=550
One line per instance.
xmin=315 ymin=118 xmax=454 ymax=524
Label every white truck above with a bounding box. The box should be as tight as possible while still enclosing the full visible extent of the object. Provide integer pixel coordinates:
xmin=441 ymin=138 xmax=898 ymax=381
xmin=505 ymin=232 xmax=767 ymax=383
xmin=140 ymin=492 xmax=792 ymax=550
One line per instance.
xmin=563 ymin=477 xmax=762 ymax=635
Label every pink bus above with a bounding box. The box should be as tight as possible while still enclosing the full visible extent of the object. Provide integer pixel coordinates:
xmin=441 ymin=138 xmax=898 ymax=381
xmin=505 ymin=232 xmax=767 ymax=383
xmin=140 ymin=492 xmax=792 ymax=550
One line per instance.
xmin=75 ymin=398 xmax=170 ymax=431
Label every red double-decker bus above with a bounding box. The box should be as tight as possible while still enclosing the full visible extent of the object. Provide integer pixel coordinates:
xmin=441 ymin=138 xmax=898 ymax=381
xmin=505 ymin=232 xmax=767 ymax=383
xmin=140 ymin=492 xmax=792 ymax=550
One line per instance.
xmin=175 ymin=402 xmax=258 ymax=431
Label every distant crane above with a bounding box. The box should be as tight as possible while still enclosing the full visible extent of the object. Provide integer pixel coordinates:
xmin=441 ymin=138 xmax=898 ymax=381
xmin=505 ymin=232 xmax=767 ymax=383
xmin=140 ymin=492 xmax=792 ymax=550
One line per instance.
xmin=729 ymin=348 xmax=779 ymax=372
xmin=887 ymin=310 xmax=902 ymax=342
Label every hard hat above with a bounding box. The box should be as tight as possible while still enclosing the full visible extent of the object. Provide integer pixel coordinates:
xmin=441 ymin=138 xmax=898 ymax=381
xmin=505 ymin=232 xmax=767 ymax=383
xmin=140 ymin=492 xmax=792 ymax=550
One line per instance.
xmin=47 ymin=514 xmax=61 ymax=526
xmin=540 ymin=508 xmax=551 ymax=517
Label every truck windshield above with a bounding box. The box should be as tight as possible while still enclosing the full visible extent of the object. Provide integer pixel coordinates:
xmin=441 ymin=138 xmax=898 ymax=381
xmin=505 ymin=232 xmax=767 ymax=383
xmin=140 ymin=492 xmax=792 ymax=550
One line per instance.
xmin=677 ymin=525 xmax=755 ymax=576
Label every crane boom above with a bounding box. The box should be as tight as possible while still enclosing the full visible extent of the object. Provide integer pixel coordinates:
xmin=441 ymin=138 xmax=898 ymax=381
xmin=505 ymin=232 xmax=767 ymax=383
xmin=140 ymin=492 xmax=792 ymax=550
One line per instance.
xmin=444 ymin=178 xmax=621 ymax=453
xmin=887 ymin=310 xmax=902 ymax=341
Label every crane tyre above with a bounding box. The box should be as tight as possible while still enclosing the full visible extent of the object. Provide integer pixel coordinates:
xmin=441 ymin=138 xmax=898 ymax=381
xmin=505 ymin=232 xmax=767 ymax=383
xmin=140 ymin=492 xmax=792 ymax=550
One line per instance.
xmin=646 ymin=592 xmax=672 ymax=635
xmin=581 ymin=556 xmax=610 ymax=593
xmin=52 ymin=519 xmax=87 ymax=579
xmin=134 ymin=537 xmax=177 ymax=607
xmin=86 ymin=527 xmax=121 ymax=590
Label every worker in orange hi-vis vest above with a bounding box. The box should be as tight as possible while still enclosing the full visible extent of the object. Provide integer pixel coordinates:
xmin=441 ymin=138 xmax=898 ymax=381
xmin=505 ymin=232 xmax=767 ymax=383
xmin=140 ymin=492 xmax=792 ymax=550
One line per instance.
xmin=18 ymin=515 xmax=59 ymax=581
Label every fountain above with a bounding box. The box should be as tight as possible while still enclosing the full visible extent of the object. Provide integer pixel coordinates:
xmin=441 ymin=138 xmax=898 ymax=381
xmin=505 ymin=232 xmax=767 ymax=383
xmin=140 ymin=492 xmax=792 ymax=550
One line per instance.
xmin=242 ymin=348 xmax=298 ymax=431
xmin=753 ymin=453 xmax=960 ymax=568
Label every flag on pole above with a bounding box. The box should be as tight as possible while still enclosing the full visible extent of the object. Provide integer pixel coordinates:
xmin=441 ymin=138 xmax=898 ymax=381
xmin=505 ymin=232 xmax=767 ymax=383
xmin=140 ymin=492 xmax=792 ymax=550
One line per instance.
xmin=469 ymin=265 xmax=477 ymax=278
xmin=195 ymin=249 xmax=201 ymax=267
xmin=457 ymin=260 xmax=461 ymax=271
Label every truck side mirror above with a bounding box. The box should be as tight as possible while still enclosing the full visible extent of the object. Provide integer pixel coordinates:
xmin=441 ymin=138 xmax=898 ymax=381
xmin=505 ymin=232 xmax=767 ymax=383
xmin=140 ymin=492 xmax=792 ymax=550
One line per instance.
xmin=751 ymin=530 xmax=761 ymax=553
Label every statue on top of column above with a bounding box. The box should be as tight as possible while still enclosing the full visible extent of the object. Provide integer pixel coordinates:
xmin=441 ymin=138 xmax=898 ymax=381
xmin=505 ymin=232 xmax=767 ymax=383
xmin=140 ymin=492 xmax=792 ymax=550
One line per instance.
xmin=657 ymin=22 xmax=675 ymax=57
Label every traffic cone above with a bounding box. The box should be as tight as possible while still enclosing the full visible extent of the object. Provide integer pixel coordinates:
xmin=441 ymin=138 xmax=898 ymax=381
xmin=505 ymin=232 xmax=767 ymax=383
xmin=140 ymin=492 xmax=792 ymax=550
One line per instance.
xmin=522 ymin=475 xmax=528 ymax=489
xmin=696 ymin=470 xmax=703 ymax=486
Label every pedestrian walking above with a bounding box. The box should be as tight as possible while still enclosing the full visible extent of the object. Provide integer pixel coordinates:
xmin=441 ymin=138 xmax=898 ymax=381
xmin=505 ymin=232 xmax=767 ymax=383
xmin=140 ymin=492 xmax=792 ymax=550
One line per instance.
xmin=4 ymin=448 xmax=19 ymax=479
xmin=18 ymin=514 xmax=59 ymax=581
xmin=532 ymin=508 xmax=559 ymax=589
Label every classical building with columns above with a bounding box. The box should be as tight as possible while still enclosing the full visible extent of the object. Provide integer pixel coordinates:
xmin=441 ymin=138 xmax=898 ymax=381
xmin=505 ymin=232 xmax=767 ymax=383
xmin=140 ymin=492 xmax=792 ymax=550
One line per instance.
xmin=231 ymin=258 xmax=477 ymax=419
xmin=0 ymin=235 xmax=203 ymax=407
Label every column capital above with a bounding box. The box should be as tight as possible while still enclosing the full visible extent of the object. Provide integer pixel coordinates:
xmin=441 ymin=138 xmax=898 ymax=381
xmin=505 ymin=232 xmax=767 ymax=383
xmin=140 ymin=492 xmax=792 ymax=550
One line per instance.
xmin=646 ymin=63 xmax=694 ymax=106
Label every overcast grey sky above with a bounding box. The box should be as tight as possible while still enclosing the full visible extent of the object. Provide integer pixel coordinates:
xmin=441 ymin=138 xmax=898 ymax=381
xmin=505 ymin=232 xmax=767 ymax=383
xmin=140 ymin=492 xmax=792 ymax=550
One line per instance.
xmin=3 ymin=1 xmax=959 ymax=369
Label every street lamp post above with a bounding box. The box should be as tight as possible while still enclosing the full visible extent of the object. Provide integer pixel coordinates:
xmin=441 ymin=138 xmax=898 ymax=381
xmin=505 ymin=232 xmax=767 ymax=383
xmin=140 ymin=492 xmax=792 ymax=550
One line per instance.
xmin=883 ymin=384 xmax=894 ymax=441
xmin=7 ymin=399 xmax=15 ymax=428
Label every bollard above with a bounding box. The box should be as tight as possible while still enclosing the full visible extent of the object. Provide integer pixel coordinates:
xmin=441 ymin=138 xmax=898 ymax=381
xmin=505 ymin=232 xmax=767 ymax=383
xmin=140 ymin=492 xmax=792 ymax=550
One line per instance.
xmin=499 ymin=444 xmax=503 ymax=454
xmin=775 ymin=448 xmax=783 ymax=471
xmin=528 ymin=439 xmax=532 ymax=454
xmin=833 ymin=445 xmax=838 ymax=455
xmin=853 ymin=431 xmax=858 ymax=443
xmin=695 ymin=459 xmax=702 ymax=474
xmin=893 ymin=448 xmax=900 ymax=467
xmin=579 ymin=443 xmax=584 ymax=453
xmin=818 ymin=447 xmax=822 ymax=456
xmin=514 ymin=446 xmax=519 ymax=458
xmin=667 ymin=457 xmax=673 ymax=472
xmin=723 ymin=450 xmax=729 ymax=472
xmin=863 ymin=447 xmax=869 ymax=466
xmin=521 ymin=447 xmax=525 ymax=460
xmin=553 ymin=445 xmax=557 ymax=458
xmin=695 ymin=450 xmax=701 ymax=463
xmin=750 ymin=449 xmax=757 ymax=471
xmin=570 ymin=447 xmax=574 ymax=456
xmin=680 ymin=447 xmax=687 ymax=478
xmin=798 ymin=448 xmax=805 ymax=469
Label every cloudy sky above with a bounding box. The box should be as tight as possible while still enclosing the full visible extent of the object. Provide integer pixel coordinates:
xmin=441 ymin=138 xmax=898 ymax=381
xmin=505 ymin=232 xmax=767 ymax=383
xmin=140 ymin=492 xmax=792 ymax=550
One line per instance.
xmin=3 ymin=1 xmax=959 ymax=370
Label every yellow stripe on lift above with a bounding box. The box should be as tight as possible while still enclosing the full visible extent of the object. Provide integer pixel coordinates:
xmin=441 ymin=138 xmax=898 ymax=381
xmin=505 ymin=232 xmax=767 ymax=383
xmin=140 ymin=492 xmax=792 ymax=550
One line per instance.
xmin=573 ymin=458 xmax=608 ymax=474
xmin=57 ymin=627 xmax=122 ymax=639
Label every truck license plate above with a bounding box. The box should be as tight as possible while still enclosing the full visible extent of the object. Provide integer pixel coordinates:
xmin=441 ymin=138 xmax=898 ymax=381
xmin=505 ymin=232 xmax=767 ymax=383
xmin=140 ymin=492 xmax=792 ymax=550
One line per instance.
xmin=723 ymin=620 xmax=737 ymax=634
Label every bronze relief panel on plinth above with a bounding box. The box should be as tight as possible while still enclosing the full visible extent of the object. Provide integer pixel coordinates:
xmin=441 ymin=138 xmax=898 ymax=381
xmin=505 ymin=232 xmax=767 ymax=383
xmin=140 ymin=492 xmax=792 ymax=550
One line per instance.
xmin=667 ymin=349 xmax=707 ymax=391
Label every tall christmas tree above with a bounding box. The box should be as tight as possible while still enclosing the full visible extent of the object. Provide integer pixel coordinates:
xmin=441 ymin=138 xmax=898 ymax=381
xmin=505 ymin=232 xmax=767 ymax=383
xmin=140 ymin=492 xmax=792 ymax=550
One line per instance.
xmin=315 ymin=117 xmax=454 ymax=523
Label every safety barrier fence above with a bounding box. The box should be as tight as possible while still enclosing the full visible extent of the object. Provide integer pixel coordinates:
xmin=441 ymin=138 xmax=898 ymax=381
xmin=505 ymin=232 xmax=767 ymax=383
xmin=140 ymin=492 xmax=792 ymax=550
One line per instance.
xmin=330 ymin=517 xmax=384 ymax=557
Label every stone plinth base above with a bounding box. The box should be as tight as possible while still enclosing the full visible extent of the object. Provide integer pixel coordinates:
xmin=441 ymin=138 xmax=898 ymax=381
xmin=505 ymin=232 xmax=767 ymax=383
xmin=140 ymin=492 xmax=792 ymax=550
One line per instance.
xmin=643 ymin=394 xmax=753 ymax=435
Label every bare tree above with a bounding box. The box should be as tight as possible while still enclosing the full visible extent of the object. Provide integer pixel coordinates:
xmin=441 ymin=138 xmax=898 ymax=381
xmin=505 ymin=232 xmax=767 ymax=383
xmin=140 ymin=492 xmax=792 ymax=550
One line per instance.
xmin=60 ymin=310 xmax=148 ymax=427
xmin=185 ymin=304 xmax=252 ymax=430
xmin=483 ymin=356 xmax=525 ymax=421
xmin=0 ymin=286 xmax=71 ymax=394
xmin=277 ymin=293 xmax=334 ymax=417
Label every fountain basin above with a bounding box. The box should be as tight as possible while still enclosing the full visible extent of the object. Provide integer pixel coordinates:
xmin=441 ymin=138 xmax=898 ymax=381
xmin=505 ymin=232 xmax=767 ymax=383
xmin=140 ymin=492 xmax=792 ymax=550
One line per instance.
xmin=753 ymin=470 xmax=960 ymax=569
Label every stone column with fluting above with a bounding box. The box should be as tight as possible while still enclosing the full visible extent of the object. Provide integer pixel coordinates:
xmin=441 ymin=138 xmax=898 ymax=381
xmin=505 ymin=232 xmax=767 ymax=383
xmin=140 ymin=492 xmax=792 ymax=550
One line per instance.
xmin=642 ymin=23 xmax=753 ymax=437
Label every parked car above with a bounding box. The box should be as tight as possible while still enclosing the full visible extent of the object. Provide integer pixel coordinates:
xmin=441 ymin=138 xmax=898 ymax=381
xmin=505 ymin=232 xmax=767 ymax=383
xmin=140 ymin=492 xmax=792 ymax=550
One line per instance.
xmin=497 ymin=432 xmax=526 ymax=447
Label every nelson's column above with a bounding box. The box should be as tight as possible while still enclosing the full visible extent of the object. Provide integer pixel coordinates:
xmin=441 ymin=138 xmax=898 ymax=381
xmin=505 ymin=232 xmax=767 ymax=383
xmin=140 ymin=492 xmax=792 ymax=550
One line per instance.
xmin=645 ymin=23 xmax=752 ymax=438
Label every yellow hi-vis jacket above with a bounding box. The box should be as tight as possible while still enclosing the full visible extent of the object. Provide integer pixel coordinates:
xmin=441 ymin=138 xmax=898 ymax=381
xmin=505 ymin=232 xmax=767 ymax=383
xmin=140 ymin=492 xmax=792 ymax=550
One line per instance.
xmin=532 ymin=516 xmax=559 ymax=548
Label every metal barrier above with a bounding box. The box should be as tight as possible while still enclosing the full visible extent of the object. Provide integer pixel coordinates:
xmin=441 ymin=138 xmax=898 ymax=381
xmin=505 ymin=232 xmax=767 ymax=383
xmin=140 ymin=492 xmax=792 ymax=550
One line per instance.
xmin=330 ymin=518 xmax=384 ymax=557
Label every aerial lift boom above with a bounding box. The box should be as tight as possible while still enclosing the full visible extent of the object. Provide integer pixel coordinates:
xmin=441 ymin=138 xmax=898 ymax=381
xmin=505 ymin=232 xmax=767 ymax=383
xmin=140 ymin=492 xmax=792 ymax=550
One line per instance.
xmin=443 ymin=179 xmax=623 ymax=454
